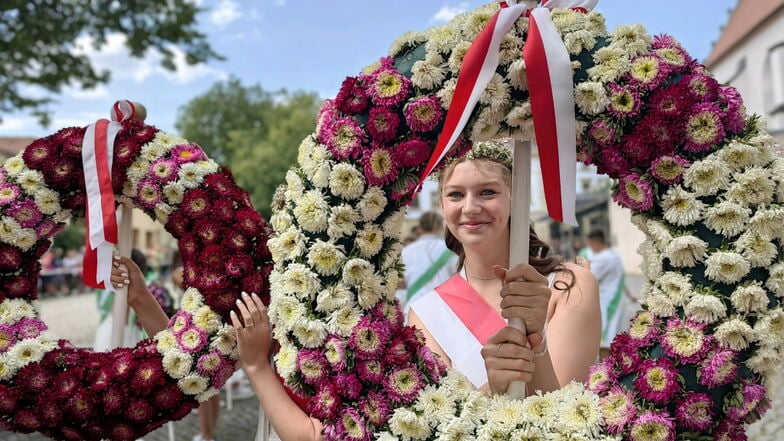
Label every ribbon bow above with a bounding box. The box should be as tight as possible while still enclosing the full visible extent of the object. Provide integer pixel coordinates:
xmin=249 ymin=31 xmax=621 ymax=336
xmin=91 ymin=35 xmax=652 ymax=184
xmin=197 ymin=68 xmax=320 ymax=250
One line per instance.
xmin=82 ymin=100 xmax=139 ymax=290
xmin=420 ymin=0 xmax=597 ymax=225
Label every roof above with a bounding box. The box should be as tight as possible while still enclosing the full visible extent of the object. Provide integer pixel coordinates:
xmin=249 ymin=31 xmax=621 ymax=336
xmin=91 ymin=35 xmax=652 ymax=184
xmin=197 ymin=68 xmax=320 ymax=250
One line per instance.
xmin=705 ymin=0 xmax=784 ymax=68
xmin=0 ymin=137 xmax=35 ymax=157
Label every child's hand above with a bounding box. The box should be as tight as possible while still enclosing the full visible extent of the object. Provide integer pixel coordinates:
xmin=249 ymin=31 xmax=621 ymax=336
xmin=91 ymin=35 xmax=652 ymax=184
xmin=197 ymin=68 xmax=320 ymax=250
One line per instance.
xmin=110 ymin=255 xmax=147 ymax=305
xmin=230 ymin=292 xmax=272 ymax=374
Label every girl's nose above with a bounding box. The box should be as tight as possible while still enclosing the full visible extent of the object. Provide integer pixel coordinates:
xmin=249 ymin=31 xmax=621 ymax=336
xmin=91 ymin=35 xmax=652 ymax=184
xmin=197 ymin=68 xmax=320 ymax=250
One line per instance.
xmin=462 ymin=193 xmax=482 ymax=214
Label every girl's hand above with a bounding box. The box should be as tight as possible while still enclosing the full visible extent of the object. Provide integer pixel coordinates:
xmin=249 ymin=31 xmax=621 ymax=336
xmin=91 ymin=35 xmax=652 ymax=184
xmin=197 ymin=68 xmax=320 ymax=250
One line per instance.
xmin=481 ymin=326 xmax=535 ymax=394
xmin=110 ymin=255 xmax=148 ymax=305
xmin=230 ymin=292 xmax=271 ymax=374
xmin=494 ymin=263 xmax=551 ymax=337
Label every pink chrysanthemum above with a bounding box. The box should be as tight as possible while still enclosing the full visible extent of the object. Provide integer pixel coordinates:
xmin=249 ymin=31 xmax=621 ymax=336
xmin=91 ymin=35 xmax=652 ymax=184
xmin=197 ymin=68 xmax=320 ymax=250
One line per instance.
xmin=204 ymin=172 xmax=240 ymax=199
xmin=629 ymin=411 xmax=675 ymax=441
xmin=383 ymin=336 xmax=411 ymax=366
xmin=600 ymin=385 xmax=638 ymax=434
xmin=309 ymin=382 xmax=343 ymax=420
xmin=595 ymin=146 xmax=630 ymax=178
xmin=334 ymin=373 xmax=364 ymax=400
xmin=224 ymin=253 xmax=254 ymax=278
xmin=628 ymin=311 xmax=661 ymax=344
xmin=635 ymin=112 xmax=682 ymax=155
xmin=649 ymin=81 xmax=694 ymax=119
xmin=212 ymin=198 xmax=235 ymax=221
xmin=0 ymin=183 xmax=21 ymax=206
xmin=297 ymin=348 xmax=329 ymax=386
xmin=196 ymin=350 xmax=224 ymax=376
xmin=587 ymin=358 xmax=615 ymax=394
xmin=367 ymin=107 xmax=400 ymax=142
xmin=676 ymin=392 xmax=715 ymax=431
xmin=349 ymin=316 xmax=391 ymax=360
xmin=102 ymin=386 xmax=125 ymax=415
xmin=68 ymin=391 xmax=96 ymax=421
xmin=324 ymin=336 xmax=348 ymax=371
xmin=718 ymin=86 xmax=746 ymax=134
xmin=613 ymin=173 xmax=655 ymax=211
xmin=150 ymin=158 xmax=178 ymax=183
xmin=588 ymin=118 xmax=622 ymax=147
xmin=360 ymin=391 xmax=391 ymax=427
xmin=368 ymin=65 xmax=412 ymax=107
xmin=633 ymin=358 xmax=682 ymax=403
xmin=650 ymin=155 xmax=690 ymax=185
xmin=14 ymin=363 xmax=49 ymax=391
xmin=417 ymin=345 xmax=447 ymax=380
xmin=6 ymin=200 xmax=41 ymax=229
xmin=13 ymin=317 xmax=46 ymax=339
xmin=607 ymin=83 xmax=642 ymax=119
xmin=335 ymin=76 xmax=370 ymax=114
xmin=53 ymin=372 xmax=79 ymax=399
xmin=112 ymin=352 xmax=135 ymax=379
xmin=622 ymin=133 xmax=657 ymax=167
xmin=685 ymin=74 xmax=720 ymax=102
xmin=385 ymin=365 xmax=423 ymax=404
xmin=404 ymin=96 xmax=443 ymax=133
xmin=170 ymin=144 xmax=206 ymax=164
xmin=626 ymin=55 xmax=669 ymax=91
xmin=137 ymin=179 xmax=163 ymax=209
xmin=323 ymin=117 xmax=366 ymax=160
xmin=234 ymin=207 xmax=264 ymax=236
xmin=684 ymin=103 xmax=726 ymax=152
xmin=712 ymin=421 xmax=748 ymax=441
xmin=35 ymin=220 xmax=63 ymax=240
xmin=389 ymin=174 xmax=419 ymax=204
xmin=662 ymin=318 xmax=711 ymax=364
xmin=362 ymin=147 xmax=399 ymax=186
xmin=356 ymin=359 xmax=385 ymax=384
xmin=728 ymin=382 xmax=769 ymax=422
xmin=371 ymin=300 xmax=404 ymax=329
xmin=338 ymin=407 xmax=370 ymax=441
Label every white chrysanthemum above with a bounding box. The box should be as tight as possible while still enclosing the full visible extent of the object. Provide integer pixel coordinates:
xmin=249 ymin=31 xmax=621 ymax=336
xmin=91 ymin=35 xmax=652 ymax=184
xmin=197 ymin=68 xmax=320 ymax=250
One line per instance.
xmin=388 ymin=30 xmax=427 ymax=57
xmin=179 ymin=161 xmax=216 ymax=189
xmin=754 ymin=309 xmax=784 ymax=348
xmin=558 ymin=389 xmax=603 ymax=435
xmin=436 ymin=417 xmax=475 ymax=441
xmin=329 ymin=163 xmax=365 ymax=200
xmin=383 ymin=208 xmax=406 ymax=239
xmin=292 ymin=318 xmax=329 ymax=348
xmin=726 ymin=167 xmax=775 ymax=206
xmin=327 ymin=204 xmax=359 ymax=239
xmin=587 ymin=46 xmax=630 ymax=83
xmin=389 ymin=408 xmax=431 ymax=440
xmin=715 ymin=317 xmax=755 ymax=351
xmin=17 ymin=169 xmax=45 ymax=192
xmin=645 ymin=220 xmax=673 ymax=251
xmin=746 ymin=347 xmax=782 ymax=374
xmin=505 ymin=101 xmax=532 ymax=128
xmin=478 ymin=73 xmax=511 ymax=111
xmin=684 ymin=294 xmax=727 ymax=324
xmin=180 ymin=288 xmax=204 ymax=311
xmin=471 ymin=108 xmax=505 ymax=142
xmin=646 ymin=290 xmax=676 ymax=318
xmin=196 ymin=387 xmax=220 ymax=403
xmin=14 ymin=228 xmax=38 ymax=251
xmin=8 ymin=338 xmax=48 ymax=366
xmin=683 ymin=158 xmax=731 ymax=197
xmin=656 ymin=272 xmax=693 ymax=306
xmin=666 ymin=235 xmax=708 ymax=267
xmin=411 ymin=53 xmax=447 ymax=90
xmin=639 ymin=241 xmax=663 ymax=280
xmin=155 ymin=329 xmax=177 ymax=352
xmin=748 ymin=207 xmax=784 ymax=239
xmin=609 ymin=23 xmax=652 ymax=57
xmin=292 ymin=190 xmax=330 ymax=233
xmin=731 ymin=282 xmax=771 ymax=314
xmin=192 ymin=306 xmax=222 ymax=333
xmin=357 ymin=272 xmax=385 ymax=309
xmin=0 ymin=354 xmax=16 ymax=381
xmin=269 ymin=295 xmax=307 ymax=330
xmin=0 ymin=217 xmax=22 ymax=244
xmin=358 ymin=186 xmax=387 ymax=222
xmin=315 ymin=283 xmax=354 ymax=313
xmin=704 ymin=251 xmax=750 ymax=284
xmin=426 ymin=24 xmax=460 ymax=54
xmin=274 ymin=341 xmax=298 ymax=379
xmin=162 ymin=349 xmax=193 ymax=379
xmin=661 ymin=186 xmax=705 ymax=227
xmin=384 ymin=270 xmax=400 ymax=300
xmin=178 ymin=373 xmax=209 ymax=396
xmin=506 ymin=59 xmax=528 ymax=91
xmin=766 ymin=262 xmax=784 ymax=297
xmin=551 ymin=8 xmax=580 ymax=32
xmin=381 ymin=242 xmax=403 ymax=271
xmin=270 ymin=210 xmax=293 ymax=234
xmin=280 ymin=263 xmax=321 ymax=297
xmin=486 ymin=397 xmax=526 ymax=433
xmin=327 ymin=306 xmax=362 ymax=336
xmin=285 ymin=170 xmax=305 ymax=200
xmin=519 ymin=393 xmax=557 ymax=426
xmin=719 ymin=140 xmax=760 ymax=170
xmin=703 ymin=201 xmax=750 ymax=238
xmin=447 ymin=40 xmax=472 ymax=75
xmin=140 ymin=140 xmax=169 ymax=162
xmin=307 ymin=240 xmax=346 ymax=277
xmin=154 ymin=203 xmax=173 ymax=223
xmin=355 ymin=224 xmax=384 ymax=258
xmin=311 ymin=161 xmax=331 ymax=189
xmin=736 ymin=230 xmax=778 ymax=267
xmin=0 ymin=299 xmax=36 ymax=324
xmin=268 ymin=226 xmax=307 ymax=263
xmin=160 ymin=181 xmax=184 ymax=205
xmin=342 ymin=258 xmax=373 ymax=287
xmin=297 ymin=135 xmax=318 ymax=167
xmin=3 ymin=155 xmax=26 ymax=177
xmin=33 ymin=188 xmax=61 ymax=215
xmin=210 ymin=325 xmax=237 ymax=356
xmin=125 ymin=160 xmax=150 ymax=184
xmin=415 ymin=384 xmax=457 ymax=426
xmin=437 ymin=78 xmax=459 ymax=109
xmin=574 ymin=82 xmax=609 ymax=116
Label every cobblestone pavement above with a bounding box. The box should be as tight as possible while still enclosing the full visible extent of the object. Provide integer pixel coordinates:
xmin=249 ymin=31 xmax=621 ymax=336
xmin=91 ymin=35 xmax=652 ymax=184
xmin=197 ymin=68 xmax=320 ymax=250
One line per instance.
xmin=2 ymin=288 xmax=783 ymax=441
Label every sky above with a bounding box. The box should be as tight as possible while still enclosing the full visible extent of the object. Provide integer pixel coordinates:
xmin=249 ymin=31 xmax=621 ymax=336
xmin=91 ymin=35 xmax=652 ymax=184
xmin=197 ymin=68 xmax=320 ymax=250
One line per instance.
xmin=0 ymin=0 xmax=738 ymax=139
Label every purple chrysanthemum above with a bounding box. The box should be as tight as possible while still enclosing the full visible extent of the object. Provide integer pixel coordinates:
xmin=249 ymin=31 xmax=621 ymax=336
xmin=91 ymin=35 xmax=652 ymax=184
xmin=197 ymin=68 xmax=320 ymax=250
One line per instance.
xmin=385 ymin=365 xmax=423 ymax=404
xmin=417 ymin=345 xmax=447 ymax=380
xmin=324 ymin=335 xmax=348 ymax=371
xmin=130 ymin=360 xmax=165 ymax=392
xmin=7 ymin=199 xmax=43 ymax=228
xmin=35 ymin=220 xmax=63 ymax=240
xmin=196 ymin=350 xmax=224 ymax=376
xmin=309 ymin=382 xmax=343 ymax=420
xmin=12 ymin=317 xmax=46 ymax=339
xmin=297 ymin=349 xmax=329 ymax=386
xmin=356 ymin=359 xmax=385 ymax=384
xmin=334 ymin=373 xmax=363 ymax=400
xmin=335 ymin=76 xmax=370 ymax=114
xmin=613 ymin=173 xmax=655 ymax=211
xmin=149 ymin=158 xmax=178 ymax=184
xmin=137 ymin=179 xmax=163 ymax=209
xmin=633 ymin=358 xmax=682 ymax=403
xmin=718 ymin=86 xmax=746 ymax=134
xmin=367 ymin=107 xmax=400 ymax=142
xmin=178 ymin=326 xmax=209 ymax=353
xmin=359 ymin=391 xmax=391 ymax=427
xmin=588 ymin=118 xmax=622 ymax=147
xmin=675 ymin=392 xmax=715 ymax=431
xmin=649 ymin=155 xmax=690 ymax=185
xmin=600 ymin=385 xmax=638 ymax=434
xmin=662 ymin=318 xmax=710 ymax=364
xmin=0 ymin=244 xmax=24 ymax=271
xmin=728 ymin=382 xmax=770 ymax=422
xmin=349 ymin=316 xmax=391 ymax=360
xmin=0 ymin=183 xmax=21 ymax=206
xmin=170 ymin=144 xmax=206 ymax=164
xmin=368 ymin=65 xmax=412 ymax=107
xmin=587 ymin=358 xmax=615 ymax=394
xmin=596 ymin=146 xmax=630 ymax=179
xmin=685 ymin=73 xmax=720 ymax=102
xmin=629 ymin=411 xmax=675 ymax=441
xmin=338 ymin=408 xmax=371 ymax=441
xmin=361 ymin=147 xmax=399 ymax=186
xmin=607 ymin=83 xmax=643 ymax=119
xmin=323 ymin=117 xmax=366 ymax=160
xmin=626 ymin=55 xmax=669 ymax=91
xmin=404 ymin=96 xmax=443 ymax=133
xmin=684 ymin=103 xmax=726 ymax=152
xmin=383 ymin=336 xmax=411 ymax=366
xmin=698 ymin=349 xmax=738 ymax=388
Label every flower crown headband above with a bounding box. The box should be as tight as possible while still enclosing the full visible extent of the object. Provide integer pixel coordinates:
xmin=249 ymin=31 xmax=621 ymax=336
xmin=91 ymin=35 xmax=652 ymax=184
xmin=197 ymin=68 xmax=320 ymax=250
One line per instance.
xmin=432 ymin=140 xmax=514 ymax=181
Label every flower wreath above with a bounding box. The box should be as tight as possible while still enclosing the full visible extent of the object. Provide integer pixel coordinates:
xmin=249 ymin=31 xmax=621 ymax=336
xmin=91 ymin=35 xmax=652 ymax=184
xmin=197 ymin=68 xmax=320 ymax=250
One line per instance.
xmin=268 ymin=3 xmax=783 ymax=441
xmin=0 ymin=118 xmax=273 ymax=440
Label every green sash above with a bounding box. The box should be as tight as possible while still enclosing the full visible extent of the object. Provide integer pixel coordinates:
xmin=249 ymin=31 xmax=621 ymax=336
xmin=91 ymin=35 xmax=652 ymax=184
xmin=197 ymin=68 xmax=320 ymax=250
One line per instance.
xmin=406 ymin=249 xmax=455 ymax=303
xmin=601 ymin=272 xmax=626 ymax=341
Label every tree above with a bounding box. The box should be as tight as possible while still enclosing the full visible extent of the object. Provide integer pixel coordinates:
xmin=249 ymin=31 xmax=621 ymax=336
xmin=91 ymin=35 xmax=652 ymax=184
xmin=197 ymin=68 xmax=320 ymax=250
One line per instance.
xmin=176 ymin=79 xmax=321 ymax=218
xmin=0 ymin=0 xmax=221 ymax=124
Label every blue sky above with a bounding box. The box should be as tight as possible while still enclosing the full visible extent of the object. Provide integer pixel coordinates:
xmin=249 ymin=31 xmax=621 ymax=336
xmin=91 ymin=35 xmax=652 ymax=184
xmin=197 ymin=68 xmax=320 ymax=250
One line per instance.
xmin=0 ymin=0 xmax=737 ymax=139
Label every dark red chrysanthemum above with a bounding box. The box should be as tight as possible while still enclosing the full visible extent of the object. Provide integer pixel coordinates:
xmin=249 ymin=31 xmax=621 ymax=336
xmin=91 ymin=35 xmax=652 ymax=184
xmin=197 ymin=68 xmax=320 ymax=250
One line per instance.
xmin=180 ymin=189 xmax=211 ymax=219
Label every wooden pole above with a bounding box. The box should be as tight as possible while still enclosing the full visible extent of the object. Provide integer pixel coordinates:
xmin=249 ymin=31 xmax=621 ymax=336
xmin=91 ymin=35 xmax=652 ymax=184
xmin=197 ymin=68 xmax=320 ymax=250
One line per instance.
xmin=110 ymin=204 xmax=133 ymax=349
xmin=506 ymin=138 xmax=532 ymax=399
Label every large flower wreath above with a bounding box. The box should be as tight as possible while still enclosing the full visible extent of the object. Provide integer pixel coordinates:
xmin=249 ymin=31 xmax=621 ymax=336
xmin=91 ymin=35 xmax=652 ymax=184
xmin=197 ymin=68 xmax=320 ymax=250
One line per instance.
xmin=0 ymin=119 xmax=273 ymax=440
xmin=268 ymin=2 xmax=783 ymax=441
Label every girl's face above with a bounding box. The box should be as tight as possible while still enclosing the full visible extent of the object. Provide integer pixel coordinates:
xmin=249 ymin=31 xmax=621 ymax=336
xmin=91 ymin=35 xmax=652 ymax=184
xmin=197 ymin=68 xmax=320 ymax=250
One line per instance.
xmin=440 ymin=160 xmax=511 ymax=252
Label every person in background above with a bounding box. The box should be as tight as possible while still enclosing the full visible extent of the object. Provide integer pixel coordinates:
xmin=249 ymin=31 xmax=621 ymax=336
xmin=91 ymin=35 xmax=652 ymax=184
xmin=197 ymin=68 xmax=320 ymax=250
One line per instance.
xmin=585 ymin=229 xmax=628 ymax=359
xmin=399 ymin=211 xmax=457 ymax=312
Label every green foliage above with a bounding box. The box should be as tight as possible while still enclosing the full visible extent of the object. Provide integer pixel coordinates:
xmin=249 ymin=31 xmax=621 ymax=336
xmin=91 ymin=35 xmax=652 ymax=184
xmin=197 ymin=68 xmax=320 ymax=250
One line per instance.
xmin=53 ymin=220 xmax=85 ymax=252
xmin=0 ymin=0 xmax=221 ymax=124
xmin=176 ymin=78 xmax=321 ymax=218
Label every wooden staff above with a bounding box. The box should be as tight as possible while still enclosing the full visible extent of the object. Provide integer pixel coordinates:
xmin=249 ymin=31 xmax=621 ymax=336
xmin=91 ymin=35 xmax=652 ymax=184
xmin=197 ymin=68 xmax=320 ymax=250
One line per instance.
xmin=110 ymin=205 xmax=133 ymax=349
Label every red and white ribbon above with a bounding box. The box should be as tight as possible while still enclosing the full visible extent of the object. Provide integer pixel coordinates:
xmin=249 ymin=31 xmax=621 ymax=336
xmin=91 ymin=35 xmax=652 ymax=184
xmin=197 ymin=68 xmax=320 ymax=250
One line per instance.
xmin=82 ymin=118 xmax=122 ymax=290
xmin=420 ymin=0 xmax=597 ymax=226
xmin=111 ymin=99 xmax=139 ymax=122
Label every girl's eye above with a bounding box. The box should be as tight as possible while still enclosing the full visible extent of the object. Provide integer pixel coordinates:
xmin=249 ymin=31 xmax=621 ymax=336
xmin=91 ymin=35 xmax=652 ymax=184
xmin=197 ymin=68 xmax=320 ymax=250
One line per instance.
xmin=481 ymin=189 xmax=498 ymax=196
xmin=446 ymin=191 xmax=463 ymax=198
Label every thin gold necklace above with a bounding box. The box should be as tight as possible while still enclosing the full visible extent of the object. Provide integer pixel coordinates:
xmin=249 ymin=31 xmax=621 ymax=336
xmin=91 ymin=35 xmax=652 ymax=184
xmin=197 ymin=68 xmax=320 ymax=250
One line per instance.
xmin=465 ymin=260 xmax=495 ymax=280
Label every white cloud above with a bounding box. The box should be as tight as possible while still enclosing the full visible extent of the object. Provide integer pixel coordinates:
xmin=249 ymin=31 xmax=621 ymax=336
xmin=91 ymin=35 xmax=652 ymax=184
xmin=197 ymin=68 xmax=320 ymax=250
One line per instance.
xmin=432 ymin=2 xmax=469 ymax=23
xmin=209 ymin=0 xmax=241 ymax=27
xmin=64 ymin=84 xmax=110 ymax=100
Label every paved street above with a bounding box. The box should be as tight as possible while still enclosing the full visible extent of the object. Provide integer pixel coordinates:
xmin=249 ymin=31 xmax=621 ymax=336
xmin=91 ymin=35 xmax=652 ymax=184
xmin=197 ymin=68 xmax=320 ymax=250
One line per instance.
xmin=1 ymin=282 xmax=782 ymax=441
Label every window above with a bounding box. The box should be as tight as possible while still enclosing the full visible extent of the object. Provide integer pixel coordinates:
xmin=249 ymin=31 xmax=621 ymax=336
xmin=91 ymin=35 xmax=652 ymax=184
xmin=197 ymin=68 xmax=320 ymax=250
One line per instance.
xmin=764 ymin=43 xmax=784 ymax=118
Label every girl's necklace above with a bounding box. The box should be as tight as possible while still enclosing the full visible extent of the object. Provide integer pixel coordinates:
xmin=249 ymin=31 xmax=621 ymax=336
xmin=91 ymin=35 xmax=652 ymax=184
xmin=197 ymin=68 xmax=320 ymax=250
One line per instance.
xmin=465 ymin=260 xmax=496 ymax=280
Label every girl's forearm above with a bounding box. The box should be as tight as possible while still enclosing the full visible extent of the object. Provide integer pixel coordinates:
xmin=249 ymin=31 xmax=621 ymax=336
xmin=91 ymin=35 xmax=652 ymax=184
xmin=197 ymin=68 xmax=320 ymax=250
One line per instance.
xmin=128 ymin=289 xmax=169 ymax=336
xmin=245 ymin=364 xmax=323 ymax=441
xmin=529 ymin=351 xmax=561 ymax=394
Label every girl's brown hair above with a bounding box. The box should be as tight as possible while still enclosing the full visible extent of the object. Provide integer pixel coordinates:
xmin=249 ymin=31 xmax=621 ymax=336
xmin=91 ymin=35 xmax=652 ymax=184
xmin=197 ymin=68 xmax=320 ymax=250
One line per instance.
xmin=438 ymin=150 xmax=575 ymax=292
